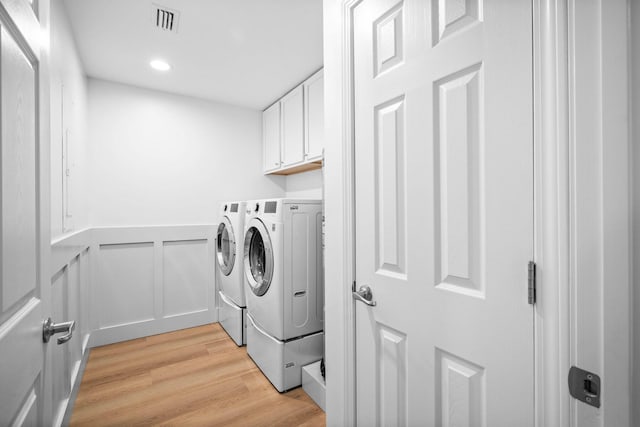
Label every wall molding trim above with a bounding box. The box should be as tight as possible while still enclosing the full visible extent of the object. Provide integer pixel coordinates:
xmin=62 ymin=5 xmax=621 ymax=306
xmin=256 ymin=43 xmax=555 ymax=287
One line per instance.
xmin=50 ymin=228 xmax=92 ymax=427
xmin=88 ymin=225 xmax=217 ymax=347
xmin=49 ymin=223 xmax=218 ymax=425
xmin=533 ymin=1 xmax=571 ymax=425
xmin=51 ymin=228 xmax=92 ymax=277
xmin=60 ymin=346 xmax=91 ymax=427
xmin=323 ymin=0 xmax=360 ymax=424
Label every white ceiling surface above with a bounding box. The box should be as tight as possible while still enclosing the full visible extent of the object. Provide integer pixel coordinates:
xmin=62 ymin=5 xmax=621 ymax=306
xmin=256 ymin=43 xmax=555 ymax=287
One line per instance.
xmin=63 ymin=0 xmax=323 ymax=110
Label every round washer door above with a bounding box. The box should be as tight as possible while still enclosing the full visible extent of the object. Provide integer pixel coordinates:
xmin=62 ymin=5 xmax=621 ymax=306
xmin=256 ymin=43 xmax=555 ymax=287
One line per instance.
xmin=216 ymin=217 xmax=236 ymax=276
xmin=243 ymin=219 xmax=273 ymax=296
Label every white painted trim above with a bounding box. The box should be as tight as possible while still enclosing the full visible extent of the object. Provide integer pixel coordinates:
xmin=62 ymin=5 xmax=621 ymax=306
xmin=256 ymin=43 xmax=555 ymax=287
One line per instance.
xmin=533 ymin=1 xmax=571 ymax=426
xmin=323 ymin=0 xmax=358 ymax=424
xmin=595 ymin=1 xmax=632 ymax=424
xmin=89 ymin=224 xmax=217 ymax=347
xmin=337 ymin=1 xmax=358 ymax=426
xmin=564 ymin=1 xmax=631 ymax=425
xmin=60 ymin=345 xmax=91 ymax=427
xmin=632 ymin=0 xmax=640 ymax=421
xmin=49 ymin=227 xmax=91 ymax=427
xmin=38 ymin=0 xmax=54 ymax=422
xmin=88 ymin=312 xmax=213 ymax=347
xmin=50 ymin=228 xmax=91 ymax=277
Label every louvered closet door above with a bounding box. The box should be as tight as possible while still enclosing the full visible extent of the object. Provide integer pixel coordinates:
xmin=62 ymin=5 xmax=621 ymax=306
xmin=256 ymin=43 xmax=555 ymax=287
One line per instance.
xmin=353 ymin=0 xmax=535 ymax=425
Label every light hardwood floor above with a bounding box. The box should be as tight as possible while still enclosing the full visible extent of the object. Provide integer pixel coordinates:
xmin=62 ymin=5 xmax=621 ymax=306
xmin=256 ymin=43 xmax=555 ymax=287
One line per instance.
xmin=70 ymin=323 xmax=325 ymax=426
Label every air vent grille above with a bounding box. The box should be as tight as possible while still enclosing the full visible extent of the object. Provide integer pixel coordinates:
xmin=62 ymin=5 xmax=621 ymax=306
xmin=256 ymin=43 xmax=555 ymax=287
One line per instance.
xmin=152 ymin=4 xmax=179 ymax=33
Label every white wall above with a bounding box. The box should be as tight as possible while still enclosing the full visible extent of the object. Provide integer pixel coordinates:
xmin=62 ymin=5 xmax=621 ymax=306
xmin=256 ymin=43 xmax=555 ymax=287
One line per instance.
xmin=286 ymin=169 xmax=323 ymax=199
xmin=50 ymin=0 xmax=89 ymax=239
xmin=87 ymin=79 xmax=286 ymax=226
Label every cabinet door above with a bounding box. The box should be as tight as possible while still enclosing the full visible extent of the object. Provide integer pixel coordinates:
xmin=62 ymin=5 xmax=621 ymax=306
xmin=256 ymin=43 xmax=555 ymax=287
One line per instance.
xmin=263 ymin=102 xmax=281 ymax=173
xmin=281 ymin=85 xmax=305 ymax=167
xmin=304 ymin=69 xmax=324 ymax=161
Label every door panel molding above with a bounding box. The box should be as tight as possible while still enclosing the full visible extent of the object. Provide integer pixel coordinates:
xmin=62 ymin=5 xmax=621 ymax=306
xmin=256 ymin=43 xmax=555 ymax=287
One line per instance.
xmin=435 ymin=348 xmax=485 ymax=427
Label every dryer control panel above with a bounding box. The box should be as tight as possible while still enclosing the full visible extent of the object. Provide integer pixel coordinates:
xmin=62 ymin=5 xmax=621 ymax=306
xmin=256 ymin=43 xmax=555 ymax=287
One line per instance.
xmin=264 ymin=201 xmax=278 ymax=213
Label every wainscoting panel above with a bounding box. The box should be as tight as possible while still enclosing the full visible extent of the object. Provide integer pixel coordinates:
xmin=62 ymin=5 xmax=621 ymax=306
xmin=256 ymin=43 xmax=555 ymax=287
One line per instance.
xmin=51 ymin=229 xmax=92 ymax=426
xmin=51 ymin=268 xmax=70 ymax=424
xmin=89 ymin=225 xmax=217 ymax=347
xmin=66 ymin=256 xmax=84 ymax=386
xmin=50 ymin=225 xmax=217 ymax=423
xmin=163 ymin=239 xmax=210 ymax=318
xmin=97 ymin=242 xmax=155 ymax=328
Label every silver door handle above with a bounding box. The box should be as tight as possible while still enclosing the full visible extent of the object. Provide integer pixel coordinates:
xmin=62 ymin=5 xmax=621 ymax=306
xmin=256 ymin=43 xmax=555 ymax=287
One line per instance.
xmin=353 ymin=285 xmax=376 ymax=307
xmin=42 ymin=318 xmax=75 ymax=344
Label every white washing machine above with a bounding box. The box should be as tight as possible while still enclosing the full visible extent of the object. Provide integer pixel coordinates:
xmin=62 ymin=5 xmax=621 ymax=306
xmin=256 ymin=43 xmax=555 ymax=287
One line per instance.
xmin=216 ymin=201 xmax=247 ymax=346
xmin=243 ymin=198 xmax=324 ymax=392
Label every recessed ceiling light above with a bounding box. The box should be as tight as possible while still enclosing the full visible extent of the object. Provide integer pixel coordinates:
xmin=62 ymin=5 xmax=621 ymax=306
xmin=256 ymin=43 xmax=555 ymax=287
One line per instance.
xmin=150 ymin=59 xmax=171 ymax=71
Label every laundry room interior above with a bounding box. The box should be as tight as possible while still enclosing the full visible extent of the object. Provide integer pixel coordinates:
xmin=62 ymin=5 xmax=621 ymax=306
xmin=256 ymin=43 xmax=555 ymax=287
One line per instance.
xmin=1 ymin=0 xmax=639 ymax=426
xmin=45 ymin=0 xmax=327 ymax=424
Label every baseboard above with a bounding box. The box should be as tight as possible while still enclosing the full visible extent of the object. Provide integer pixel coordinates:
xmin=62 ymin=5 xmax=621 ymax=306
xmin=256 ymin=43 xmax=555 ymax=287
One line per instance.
xmin=89 ymin=310 xmax=216 ymax=348
xmin=61 ymin=339 xmax=92 ymax=427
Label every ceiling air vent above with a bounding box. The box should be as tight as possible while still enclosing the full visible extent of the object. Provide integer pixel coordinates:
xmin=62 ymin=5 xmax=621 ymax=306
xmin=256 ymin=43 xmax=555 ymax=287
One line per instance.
xmin=152 ymin=4 xmax=179 ymax=33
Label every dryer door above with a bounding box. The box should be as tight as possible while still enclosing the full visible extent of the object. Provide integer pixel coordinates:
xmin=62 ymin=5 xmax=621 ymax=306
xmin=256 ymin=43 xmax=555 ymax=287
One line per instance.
xmin=216 ymin=217 xmax=236 ymax=276
xmin=243 ymin=218 xmax=274 ymax=296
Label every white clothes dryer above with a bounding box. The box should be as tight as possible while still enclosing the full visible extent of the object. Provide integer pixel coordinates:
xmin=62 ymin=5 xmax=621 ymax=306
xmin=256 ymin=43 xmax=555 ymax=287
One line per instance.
xmin=216 ymin=201 xmax=247 ymax=346
xmin=243 ymin=199 xmax=324 ymax=392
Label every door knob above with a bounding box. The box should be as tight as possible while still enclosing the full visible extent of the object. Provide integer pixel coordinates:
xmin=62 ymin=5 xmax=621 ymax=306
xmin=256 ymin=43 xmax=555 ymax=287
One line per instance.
xmin=42 ymin=318 xmax=75 ymax=344
xmin=353 ymin=285 xmax=376 ymax=307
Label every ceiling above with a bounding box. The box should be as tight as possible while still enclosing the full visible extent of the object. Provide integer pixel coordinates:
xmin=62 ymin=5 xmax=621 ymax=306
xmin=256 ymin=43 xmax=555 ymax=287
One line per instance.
xmin=63 ymin=0 xmax=323 ymax=110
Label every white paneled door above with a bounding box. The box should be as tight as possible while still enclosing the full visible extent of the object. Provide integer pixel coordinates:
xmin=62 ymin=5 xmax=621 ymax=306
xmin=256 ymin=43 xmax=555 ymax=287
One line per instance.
xmin=0 ymin=0 xmax=52 ymax=425
xmin=353 ymin=0 xmax=534 ymax=425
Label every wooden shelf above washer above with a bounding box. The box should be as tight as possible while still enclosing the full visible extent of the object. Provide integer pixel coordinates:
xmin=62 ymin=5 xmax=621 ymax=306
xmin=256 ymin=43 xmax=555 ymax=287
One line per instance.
xmin=269 ymin=160 xmax=322 ymax=176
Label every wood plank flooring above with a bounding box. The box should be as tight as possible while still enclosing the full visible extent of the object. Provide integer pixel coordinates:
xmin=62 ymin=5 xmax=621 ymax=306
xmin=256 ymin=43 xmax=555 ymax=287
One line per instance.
xmin=70 ymin=324 xmax=325 ymax=426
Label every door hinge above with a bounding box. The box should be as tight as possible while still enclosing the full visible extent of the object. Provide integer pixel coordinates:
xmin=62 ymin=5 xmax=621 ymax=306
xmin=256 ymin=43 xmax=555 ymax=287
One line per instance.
xmin=528 ymin=261 xmax=536 ymax=305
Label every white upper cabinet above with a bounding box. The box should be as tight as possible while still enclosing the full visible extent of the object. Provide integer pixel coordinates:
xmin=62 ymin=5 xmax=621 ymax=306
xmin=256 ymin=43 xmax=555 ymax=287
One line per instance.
xmin=263 ymin=102 xmax=281 ymax=173
xmin=280 ymin=85 xmax=305 ymax=168
xmin=262 ymin=68 xmax=323 ymax=175
xmin=304 ymin=69 xmax=324 ymax=161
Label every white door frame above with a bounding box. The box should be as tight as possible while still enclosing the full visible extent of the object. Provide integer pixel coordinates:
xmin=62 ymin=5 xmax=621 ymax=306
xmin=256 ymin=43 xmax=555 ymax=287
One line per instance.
xmin=532 ymin=1 xmax=572 ymax=425
xmin=534 ymin=1 xmax=632 ymax=426
xmin=40 ymin=0 xmax=54 ymax=422
xmin=323 ymin=0 xmax=633 ymax=426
